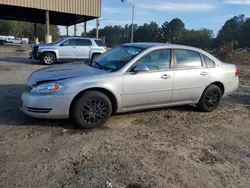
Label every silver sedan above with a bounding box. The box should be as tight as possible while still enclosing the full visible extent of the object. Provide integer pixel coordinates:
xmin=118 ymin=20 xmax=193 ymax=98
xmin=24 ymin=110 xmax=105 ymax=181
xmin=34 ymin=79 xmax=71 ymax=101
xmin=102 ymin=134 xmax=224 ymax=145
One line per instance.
xmin=21 ymin=43 xmax=239 ymax=129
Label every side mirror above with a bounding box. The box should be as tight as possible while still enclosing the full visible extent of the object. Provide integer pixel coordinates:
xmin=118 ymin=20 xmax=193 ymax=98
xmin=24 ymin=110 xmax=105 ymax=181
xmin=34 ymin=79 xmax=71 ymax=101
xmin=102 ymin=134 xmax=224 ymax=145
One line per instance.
xmin=134 ymin=64 xmax=150 ymax=73
xmin=60 ymin=43 xmax=64 ymax=46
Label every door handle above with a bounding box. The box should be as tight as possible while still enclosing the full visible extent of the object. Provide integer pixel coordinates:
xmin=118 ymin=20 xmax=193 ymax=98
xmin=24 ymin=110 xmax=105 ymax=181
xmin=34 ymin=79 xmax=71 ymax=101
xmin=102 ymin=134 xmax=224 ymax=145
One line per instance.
xmin=161 ymin=74 xmax=171 ymax=80
xmin=200 ymin=72 xmax=208 ymax=76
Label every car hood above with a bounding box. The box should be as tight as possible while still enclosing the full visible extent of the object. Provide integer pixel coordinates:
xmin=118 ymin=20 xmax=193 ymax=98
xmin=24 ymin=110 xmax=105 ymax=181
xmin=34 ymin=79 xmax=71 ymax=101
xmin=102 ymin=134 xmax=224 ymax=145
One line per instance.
xmin=32 ymin=43 xmax=54 ymax=48
xmin=27 ymin=62 xmax=105 ymax=87
xmin=39 ymin=43 xmax=54 ymax=47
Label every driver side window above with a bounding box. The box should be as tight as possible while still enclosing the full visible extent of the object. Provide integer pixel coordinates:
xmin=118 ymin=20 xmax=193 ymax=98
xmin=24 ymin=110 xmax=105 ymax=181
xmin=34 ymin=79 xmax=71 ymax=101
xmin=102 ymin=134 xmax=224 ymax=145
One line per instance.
xmin=61 ymin=39 xmax=76 ymax=46
xmin=136 ymin=49 xmax=171 ymax=71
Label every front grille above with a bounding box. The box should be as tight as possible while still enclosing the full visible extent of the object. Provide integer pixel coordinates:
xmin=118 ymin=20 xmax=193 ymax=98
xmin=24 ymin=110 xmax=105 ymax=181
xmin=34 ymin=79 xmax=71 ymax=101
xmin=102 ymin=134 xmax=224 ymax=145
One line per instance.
xmin=27 ymin=107 xmax=52 ymax=113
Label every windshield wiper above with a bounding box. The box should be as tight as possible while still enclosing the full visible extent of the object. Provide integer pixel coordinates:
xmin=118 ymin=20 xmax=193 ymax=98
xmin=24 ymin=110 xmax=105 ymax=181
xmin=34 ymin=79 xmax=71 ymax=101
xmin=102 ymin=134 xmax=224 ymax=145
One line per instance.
xmin=92 ymin=60 xmax=104 ymax=70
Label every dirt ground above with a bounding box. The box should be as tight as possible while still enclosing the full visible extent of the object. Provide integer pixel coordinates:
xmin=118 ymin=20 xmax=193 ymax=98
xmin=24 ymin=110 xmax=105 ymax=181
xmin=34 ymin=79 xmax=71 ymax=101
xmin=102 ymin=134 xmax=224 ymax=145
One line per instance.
xmin=0 ymin=51 xmax=250 ymax=188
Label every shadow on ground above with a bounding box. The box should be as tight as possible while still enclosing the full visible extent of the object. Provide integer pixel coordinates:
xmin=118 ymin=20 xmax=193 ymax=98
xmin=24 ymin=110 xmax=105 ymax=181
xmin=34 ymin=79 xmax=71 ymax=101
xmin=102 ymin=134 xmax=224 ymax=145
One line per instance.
xmin=224 ymin=94 xmax=250 ymax=105
xmin=0 ymin=57 xmax=40 ymax=65
xmin=0 ymin=84 xmax=249 ymax=128
xmin=0 ymin=56 xmax=80 ymax=65
xmin=0 ymin=84 xmax=73 ymax=128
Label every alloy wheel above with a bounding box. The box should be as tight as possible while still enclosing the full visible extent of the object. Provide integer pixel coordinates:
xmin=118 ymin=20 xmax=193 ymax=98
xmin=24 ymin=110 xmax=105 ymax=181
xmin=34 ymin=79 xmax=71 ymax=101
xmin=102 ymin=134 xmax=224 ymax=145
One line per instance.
xmin=44 ymin=54 xmax=54 ymax=64
xmin=80 ymin=99 xmax=108 ymax=124
xmin=204 ymin=90 xmax=220 ymax=109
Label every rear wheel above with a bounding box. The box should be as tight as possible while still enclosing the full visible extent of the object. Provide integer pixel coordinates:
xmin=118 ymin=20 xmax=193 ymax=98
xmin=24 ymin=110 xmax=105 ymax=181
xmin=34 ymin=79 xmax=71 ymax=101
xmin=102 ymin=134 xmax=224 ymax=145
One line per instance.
xmin=41 ymin=52 xmax=56 ymax=65
xmin=197 ymin=84 xmax=222 ymax=112
xmin=71 ymin=91 xmax=112 ymax=129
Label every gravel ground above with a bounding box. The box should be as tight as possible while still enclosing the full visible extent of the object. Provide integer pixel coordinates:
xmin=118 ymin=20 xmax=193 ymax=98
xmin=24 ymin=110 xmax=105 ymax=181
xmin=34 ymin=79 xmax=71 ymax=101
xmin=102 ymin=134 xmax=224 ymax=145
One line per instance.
xmin=0 ymin=52 xmax=250 ymax=188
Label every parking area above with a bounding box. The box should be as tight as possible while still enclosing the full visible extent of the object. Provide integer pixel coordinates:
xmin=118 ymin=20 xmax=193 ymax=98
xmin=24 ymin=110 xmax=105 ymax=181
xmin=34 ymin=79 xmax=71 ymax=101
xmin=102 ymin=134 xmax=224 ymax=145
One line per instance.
xmin=0 ymin=50 xmax=250 ymax=188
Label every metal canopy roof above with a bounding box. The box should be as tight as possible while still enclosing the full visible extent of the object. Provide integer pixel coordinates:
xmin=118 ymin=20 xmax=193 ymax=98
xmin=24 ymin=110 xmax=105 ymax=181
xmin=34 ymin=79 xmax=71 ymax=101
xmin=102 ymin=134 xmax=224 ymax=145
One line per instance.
xmin=0 ymin=0 xmax=101 ymax=26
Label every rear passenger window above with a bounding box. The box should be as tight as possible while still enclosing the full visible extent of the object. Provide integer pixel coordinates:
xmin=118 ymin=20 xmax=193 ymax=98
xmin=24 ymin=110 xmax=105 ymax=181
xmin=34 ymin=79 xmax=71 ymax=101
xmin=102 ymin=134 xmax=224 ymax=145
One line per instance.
xmin=202 ymin=54 xmax=215 ymax=68
xmin=95 ymin=40 xmax=105 ymax=46
xmin=76 ymin=39 xmax=92 ymax=46
xmin=174 ymin=49 xmax=202 ymax=69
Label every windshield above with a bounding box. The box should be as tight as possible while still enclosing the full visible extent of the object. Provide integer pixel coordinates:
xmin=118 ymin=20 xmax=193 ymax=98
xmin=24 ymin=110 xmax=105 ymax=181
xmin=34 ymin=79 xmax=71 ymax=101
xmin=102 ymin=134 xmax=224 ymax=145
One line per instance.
xmin=53 ymin=37 xmax=67 ymax=44
xmin=92 ymin=45 xmax=145 ymax=71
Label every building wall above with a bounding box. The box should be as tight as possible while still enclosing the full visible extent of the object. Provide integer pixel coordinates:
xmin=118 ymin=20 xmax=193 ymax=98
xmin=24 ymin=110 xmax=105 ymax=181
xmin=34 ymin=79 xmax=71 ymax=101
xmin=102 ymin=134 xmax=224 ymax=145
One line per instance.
xmin=0 ymin=0 xmax=101 ymax=16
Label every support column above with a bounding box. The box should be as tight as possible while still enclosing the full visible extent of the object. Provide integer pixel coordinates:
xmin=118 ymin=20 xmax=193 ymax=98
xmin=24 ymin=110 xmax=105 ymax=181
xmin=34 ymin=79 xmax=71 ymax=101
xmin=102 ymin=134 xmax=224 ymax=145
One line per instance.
xmin=96 ymin=18 xmax=99 ymax=39
xmin=74 ymin=25 xmax=77 ymax=36
xmin=131 ymin=5 xmax=134 ymax=43
xmin=45 ymin=10 xmax=52 ymax=43
xmin=34 ymin=23 xmax=39 ymax=44
xmin=66 ymin=26 xmax=69 ymax=36
xmin=84 ymin=22 xmax=87 ymax=36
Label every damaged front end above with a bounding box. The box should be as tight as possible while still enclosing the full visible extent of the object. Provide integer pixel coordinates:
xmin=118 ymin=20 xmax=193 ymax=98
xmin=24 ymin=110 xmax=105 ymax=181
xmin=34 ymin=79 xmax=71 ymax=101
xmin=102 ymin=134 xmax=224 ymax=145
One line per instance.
xmin=29 ymin=46 xmax=40 ymax=60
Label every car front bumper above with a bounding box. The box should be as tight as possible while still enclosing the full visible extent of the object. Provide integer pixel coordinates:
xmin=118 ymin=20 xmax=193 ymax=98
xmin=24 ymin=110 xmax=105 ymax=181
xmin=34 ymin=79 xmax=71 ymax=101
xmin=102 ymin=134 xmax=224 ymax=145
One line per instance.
xmin=29 ymin=52 xmax=41 ymax=60
xmin=20 ymin=92 xmax=74 ymax=119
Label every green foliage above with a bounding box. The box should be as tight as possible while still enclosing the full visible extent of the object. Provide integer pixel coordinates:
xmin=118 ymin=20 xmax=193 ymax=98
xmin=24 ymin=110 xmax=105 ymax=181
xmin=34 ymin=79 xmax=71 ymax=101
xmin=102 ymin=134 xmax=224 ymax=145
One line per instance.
xmin=135 ymin=22 xmax=160 ymax=42
xmin=166 ymin=18 xmax=185 ymax=43
xmin=0 ymin=14 xmax=243 ymax=48
xmin=86 ymin=14 xmax=250 ymax=49
xmin=160 ymin=21 xmax=169 ymax=42
xmin=85 ymin=18 xmax=213 ymax=49
xmin=216 ymin=14 xmax=248 ymax=48
xmin=240 ymin=18 xmax=250 ymax=48
xmin=1 ymin=14 xmax=250 ymax=49
xmin=0 ymin=20 xmax=60 ymax=41
xmin=179 ymin=29 xmax=214 ymax=49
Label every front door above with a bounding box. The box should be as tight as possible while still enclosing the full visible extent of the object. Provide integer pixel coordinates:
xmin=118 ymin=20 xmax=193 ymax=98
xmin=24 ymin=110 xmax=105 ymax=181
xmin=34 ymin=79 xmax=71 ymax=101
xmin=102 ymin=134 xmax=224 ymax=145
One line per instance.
xmin=123 ymin=49 xmax=173 ymax=109
xmin=172 ymin=49 xmax=210 ymax=103
xmin=74 ymin=39 xmax=92 ymax=59
xmin=58 ymin=39 xmax=76 ymax=59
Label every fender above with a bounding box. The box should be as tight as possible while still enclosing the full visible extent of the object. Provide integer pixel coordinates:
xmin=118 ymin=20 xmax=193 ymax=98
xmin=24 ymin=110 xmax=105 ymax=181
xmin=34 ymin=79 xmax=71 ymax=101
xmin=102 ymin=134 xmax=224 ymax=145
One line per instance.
xmin=38 ymin=47 xmax=59 ymax=59
xmin=89 ymin=48 xmax=106 ymax=58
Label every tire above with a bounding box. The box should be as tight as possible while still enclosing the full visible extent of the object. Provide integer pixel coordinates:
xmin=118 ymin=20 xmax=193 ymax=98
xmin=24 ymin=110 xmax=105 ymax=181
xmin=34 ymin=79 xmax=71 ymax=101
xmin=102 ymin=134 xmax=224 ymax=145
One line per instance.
xmin=41 ymin=52 xmax=56 ymax=65
xmin=71 ymin=91 xmax=112 ymax=129
xmin=197 ymin=84 xmax=222 ymax=112
xmin=92 ymin=53 xmax=101 ymax=60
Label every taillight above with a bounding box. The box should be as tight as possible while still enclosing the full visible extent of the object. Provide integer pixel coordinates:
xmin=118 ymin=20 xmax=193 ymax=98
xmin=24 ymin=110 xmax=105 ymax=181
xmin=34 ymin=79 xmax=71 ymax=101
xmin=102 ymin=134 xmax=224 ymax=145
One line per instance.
xmin=235 ymin=66 xmax=239 ymax=76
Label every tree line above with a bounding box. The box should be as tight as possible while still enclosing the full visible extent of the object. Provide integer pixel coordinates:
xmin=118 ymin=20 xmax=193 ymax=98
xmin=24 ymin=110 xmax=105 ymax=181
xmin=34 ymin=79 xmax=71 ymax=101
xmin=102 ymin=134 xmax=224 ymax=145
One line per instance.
xmin=0 ymin=20 xmax=60 ymax=42
xmin=0 ymin=14 xmax=249 ymax=50
xmin=85 ymin=14 xmax=250 ymax=50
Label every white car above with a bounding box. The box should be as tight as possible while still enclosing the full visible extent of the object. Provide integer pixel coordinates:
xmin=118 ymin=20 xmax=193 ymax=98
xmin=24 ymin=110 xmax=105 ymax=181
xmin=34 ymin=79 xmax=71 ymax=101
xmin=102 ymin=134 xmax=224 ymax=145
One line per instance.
xmin=6 ymin=38 xmax=23 ymax=44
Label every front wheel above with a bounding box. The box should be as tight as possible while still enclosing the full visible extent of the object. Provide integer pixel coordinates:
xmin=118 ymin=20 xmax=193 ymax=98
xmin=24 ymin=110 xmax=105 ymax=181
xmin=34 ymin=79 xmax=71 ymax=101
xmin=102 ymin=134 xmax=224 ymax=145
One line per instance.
xmin=41 ymin=52 xmax=56 ymax=65
xmin=71 ymin=91 xmax=112 ymax=129
xmin=91 ymin=53 xmax=101 ymax=60
xmin=197 ymin=85 xmax=222 ymax=112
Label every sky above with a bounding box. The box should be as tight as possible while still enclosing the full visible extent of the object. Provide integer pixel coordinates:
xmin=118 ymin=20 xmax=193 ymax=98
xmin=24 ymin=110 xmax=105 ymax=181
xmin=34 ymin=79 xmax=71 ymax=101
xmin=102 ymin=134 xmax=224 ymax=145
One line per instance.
xmin=59 ymin=0 xmax=250 ymax=37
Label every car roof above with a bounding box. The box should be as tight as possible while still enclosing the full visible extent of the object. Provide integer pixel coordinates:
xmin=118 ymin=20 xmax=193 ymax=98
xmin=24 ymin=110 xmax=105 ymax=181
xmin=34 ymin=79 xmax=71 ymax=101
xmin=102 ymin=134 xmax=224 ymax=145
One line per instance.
xmin=123 ymin=42 xmax=164 ymax=48
xmin=122 ymin=42 xmax=221 ymax=63
xmin=63 ymin=36 xmax=101 ymax=40
xmin=123 ymin=42 xmax=202 ymax=51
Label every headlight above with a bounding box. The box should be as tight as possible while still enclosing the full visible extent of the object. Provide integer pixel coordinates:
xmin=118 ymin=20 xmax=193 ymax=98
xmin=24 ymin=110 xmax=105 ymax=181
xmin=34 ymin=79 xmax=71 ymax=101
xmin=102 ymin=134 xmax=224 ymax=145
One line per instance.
xmin=31 ymin=83 xmax=63 ymax=94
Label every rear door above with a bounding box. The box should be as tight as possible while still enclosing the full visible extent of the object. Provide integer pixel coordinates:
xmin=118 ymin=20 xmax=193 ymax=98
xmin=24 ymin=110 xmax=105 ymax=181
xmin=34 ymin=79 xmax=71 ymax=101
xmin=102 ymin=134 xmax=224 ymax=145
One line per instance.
xmin=58 ymin=39 xmax=76 ymax=59
xmin=172 ymin=49 xmax=210 ymax=103
xmin=74 ymin=39 xmax=92 ymax=59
